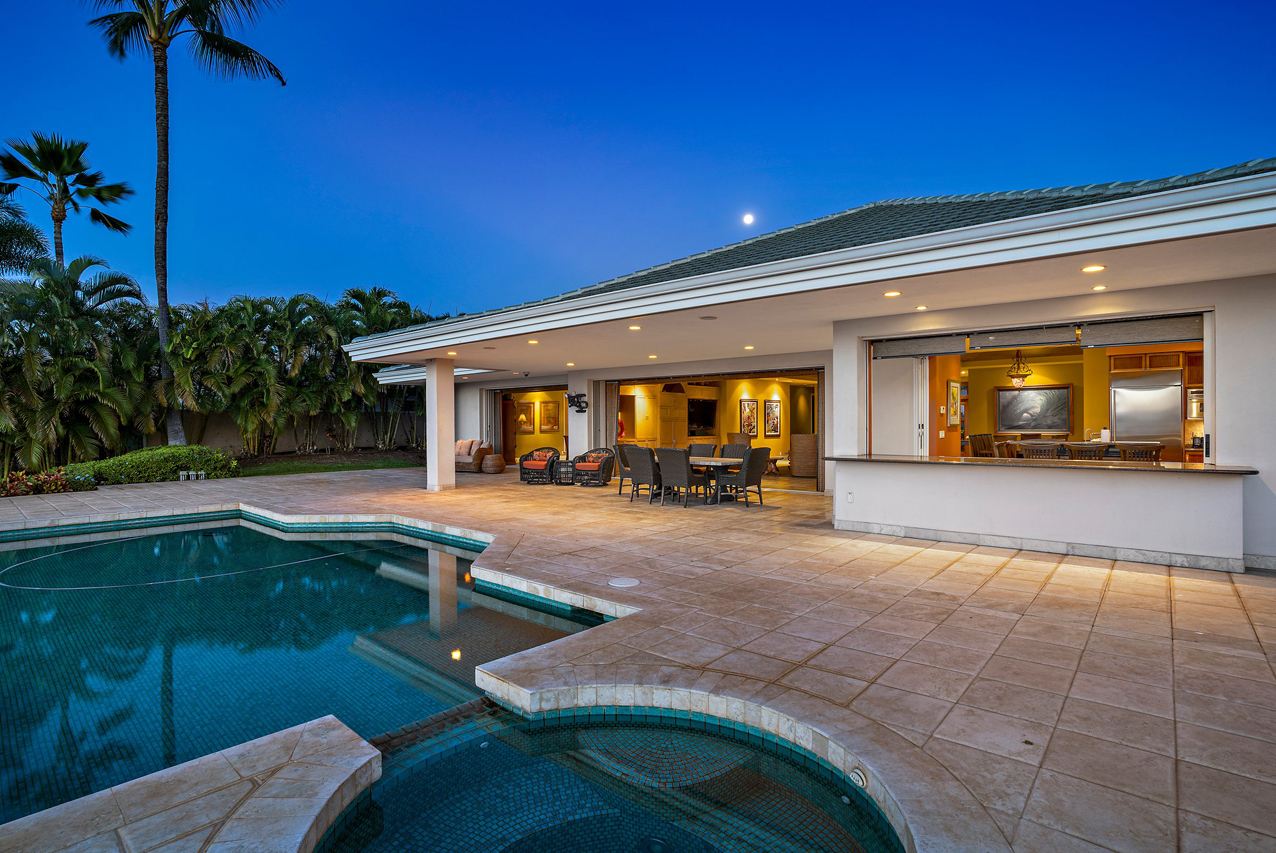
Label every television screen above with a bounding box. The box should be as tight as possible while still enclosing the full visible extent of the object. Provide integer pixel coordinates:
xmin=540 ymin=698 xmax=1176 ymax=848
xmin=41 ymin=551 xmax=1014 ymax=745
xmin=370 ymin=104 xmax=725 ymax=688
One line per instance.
xmin=687 ymin=398 xmax=718 ymax=433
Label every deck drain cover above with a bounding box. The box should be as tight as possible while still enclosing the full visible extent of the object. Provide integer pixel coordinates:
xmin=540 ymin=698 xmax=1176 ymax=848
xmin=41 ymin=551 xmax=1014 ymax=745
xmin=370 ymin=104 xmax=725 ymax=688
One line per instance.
xmin=608 ymin=577 xmax=640 ymax=588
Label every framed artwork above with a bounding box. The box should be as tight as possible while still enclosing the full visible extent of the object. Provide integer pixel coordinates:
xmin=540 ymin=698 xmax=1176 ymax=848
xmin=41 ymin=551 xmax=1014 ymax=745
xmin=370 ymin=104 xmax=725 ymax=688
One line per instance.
xmin=739 ymin=399 xmax=758 ymax=437
xmin=947 ymin=380 xmax=961 ymax=427
xmin=515 ymin=401 xmax=535 ymax=434
xmin=996 ymin=385 xmax=1072 ymax=434
xmin=764 ymin=399 xmax=782 ymax=437
xmin=539 ymin=401 xmax=561 ymax=433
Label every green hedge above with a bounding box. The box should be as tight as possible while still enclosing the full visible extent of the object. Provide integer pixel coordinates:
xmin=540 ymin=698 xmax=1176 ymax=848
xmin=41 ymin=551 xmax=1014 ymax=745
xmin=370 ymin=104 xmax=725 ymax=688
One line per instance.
xmin=66 ymin=445 xmax=241 ymax=485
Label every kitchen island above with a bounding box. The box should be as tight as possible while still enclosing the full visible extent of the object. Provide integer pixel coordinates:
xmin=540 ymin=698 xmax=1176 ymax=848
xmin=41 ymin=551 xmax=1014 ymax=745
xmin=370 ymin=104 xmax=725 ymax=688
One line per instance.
xmin=828 ymin=454 xmax=1258 ymax=572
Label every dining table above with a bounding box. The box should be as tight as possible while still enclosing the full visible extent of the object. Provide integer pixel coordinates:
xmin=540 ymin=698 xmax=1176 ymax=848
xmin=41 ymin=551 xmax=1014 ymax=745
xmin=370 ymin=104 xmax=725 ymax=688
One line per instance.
xmin=690 ymin=456 xmax=743 ymax=504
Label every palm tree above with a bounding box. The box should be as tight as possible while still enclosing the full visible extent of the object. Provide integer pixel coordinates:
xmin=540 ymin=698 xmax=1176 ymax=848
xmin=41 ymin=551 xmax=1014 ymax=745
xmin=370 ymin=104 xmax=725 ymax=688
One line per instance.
xmin=0 ymin=133 xmax=131 ymax=266
xmin=87 ymin=0 xmax=286 ymax=447
xmin=0 ymin=192 xmax=48 ymax=275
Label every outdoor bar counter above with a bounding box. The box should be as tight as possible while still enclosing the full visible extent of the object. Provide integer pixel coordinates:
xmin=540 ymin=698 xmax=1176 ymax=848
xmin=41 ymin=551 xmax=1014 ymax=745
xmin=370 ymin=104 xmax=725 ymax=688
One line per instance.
xmin=827 ymin=454 xmax=1259 ymax=572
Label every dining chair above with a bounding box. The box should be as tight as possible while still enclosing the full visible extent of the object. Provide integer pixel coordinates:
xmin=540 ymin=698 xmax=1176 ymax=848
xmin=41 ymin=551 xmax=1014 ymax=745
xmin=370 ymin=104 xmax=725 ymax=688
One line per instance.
xmin=1116 ymin=443 xmax=1164 ymax=462
xmin=1063 ymin=442 xmax=1107 ymax=461
xmin=717 ymin=446 xmax=771 ymax=506
xmin=612 ymin=444 xmax=633 ymax=495
xmin=687 ymin=443 xmax=717 ymax=459
xmin=625 ymin=446 xmax=662 ymax=503
xmin=720 ymin=443 xmax=751 ymax=461
xmin=1017 ymin=441 xmax=1063 ymax=460
xmin=968 ymin=433 xmax=996 ymax=458
xmin=655 ymin=448 xmax=706 ymax=507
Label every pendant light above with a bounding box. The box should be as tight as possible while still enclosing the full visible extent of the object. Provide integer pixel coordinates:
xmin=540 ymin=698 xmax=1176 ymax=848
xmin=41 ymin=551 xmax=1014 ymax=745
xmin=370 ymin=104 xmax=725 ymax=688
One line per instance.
xmin=1006 ymin=350 xmax=1033 ymax=388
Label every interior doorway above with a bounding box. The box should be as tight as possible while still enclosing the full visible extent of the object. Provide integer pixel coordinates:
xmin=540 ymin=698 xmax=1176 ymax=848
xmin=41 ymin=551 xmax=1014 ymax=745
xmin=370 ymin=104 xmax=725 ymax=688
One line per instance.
xmin=495 ymin=386 xmax=568 ymax=464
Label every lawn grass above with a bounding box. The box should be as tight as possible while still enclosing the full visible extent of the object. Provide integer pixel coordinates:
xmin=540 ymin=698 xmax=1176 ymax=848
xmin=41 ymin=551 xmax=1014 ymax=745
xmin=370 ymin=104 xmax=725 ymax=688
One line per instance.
xmin=240 ymin=458 xmax=422 ymax=478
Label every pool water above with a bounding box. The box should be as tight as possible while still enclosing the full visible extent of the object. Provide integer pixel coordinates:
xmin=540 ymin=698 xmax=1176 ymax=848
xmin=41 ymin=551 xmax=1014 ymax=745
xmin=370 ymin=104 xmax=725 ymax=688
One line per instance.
xmin=0 ymin=525 xmax=594 ymax=824
xmin=326 ymin=705 xmax=905 ymax=853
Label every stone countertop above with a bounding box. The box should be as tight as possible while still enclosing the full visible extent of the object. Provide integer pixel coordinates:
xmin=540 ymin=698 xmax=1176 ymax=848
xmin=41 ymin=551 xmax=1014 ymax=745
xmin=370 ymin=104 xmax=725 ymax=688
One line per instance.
xmin=825 ymin=454 xmax=1259 ymax=475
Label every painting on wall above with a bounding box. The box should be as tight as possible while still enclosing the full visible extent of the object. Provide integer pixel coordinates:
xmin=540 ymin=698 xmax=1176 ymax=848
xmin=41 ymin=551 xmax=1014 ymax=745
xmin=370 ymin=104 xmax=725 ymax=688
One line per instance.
xmin=764 ymin=399 xmax=782 ymax=437
xmin=996 ymin=385 xmax=1072 ymax=434
xmin=947 ymin=380 xmax=961 ymax=427
xmin=516 ymin=402 xmax=535 ymax=434
xmin=739 ymin=399 xmax=758 ymax=437
xmin=539 ymin=401 xmax=561 ymax=433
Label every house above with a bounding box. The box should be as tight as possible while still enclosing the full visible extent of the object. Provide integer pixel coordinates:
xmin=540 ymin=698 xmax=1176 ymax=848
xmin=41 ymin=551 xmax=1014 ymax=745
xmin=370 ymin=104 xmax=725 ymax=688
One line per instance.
xmin=345 ymin=157 xmax=1276 ymax=572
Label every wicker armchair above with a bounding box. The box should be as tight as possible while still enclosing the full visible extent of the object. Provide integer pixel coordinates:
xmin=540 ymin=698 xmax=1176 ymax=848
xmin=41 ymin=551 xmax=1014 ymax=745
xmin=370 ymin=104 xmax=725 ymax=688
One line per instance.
xmin=726 ymin=432 xmax=752 ymax=446
xmin=717 ymin=446 xmax=771 ymax=506
xmin=655 ymin=448 xmax=706 ymax=507
xmin=720 ymin=443 xmax=751 ymax=462
xmin=572 ymin=448 xmax=615 ymax=486
xmin=1064 ymin=442 xmax=1107 ymax=461
xmin=519 ymin=447 xmax=559 ymax=484
xmin=625 ymin=446 xmax=662 ymax=503
xmin=613 ymin=444 xmax=633 ymax=495
xmin=687 ymin=443 xmax=717 ymax=459
xmin=1117 ymin=443 xmax=1164 ymax=462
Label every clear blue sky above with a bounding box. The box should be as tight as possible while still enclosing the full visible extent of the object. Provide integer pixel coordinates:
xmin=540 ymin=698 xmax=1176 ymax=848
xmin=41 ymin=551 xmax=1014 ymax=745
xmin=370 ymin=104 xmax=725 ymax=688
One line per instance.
xmin=7 ymin=1 xmax=1274 ymax=315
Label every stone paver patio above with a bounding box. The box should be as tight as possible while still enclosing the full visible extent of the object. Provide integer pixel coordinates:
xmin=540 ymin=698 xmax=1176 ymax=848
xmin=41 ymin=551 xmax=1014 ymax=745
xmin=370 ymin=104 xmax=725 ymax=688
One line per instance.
xmin=2 ymin=469 xmax=1275 ymax=853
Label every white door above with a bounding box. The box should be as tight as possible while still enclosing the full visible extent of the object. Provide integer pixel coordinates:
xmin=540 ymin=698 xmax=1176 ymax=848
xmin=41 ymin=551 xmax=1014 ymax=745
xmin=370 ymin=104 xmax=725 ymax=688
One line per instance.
xmin=870 ymin=357 xmax=926 ymax=455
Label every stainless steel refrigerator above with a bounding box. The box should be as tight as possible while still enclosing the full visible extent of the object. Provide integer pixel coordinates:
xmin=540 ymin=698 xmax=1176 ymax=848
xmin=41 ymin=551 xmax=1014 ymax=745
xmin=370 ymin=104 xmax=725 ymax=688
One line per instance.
xmin=1110 ymin=370 xmax=1183 ymax=460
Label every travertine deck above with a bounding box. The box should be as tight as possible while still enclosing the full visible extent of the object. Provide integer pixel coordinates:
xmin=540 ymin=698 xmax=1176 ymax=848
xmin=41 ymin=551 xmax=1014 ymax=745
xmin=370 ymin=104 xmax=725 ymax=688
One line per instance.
xmin=3 ymin=470 xmax=1275 ymax=853
xmin=0 ymin=716 xmax=380 ymax=853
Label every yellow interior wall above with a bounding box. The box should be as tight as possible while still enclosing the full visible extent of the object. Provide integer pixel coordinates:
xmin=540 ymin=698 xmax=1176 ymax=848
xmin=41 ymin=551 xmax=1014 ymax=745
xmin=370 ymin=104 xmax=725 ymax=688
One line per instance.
xmin=1082 ymin=348 xmax=1111 ymax=436
xmin=715 ymin=378 xmax=791 ymax=456
xmin=509 ymin=390 xmax=566 ymax=457
xmin=964 ymin=355 xmax=1085 ymax=438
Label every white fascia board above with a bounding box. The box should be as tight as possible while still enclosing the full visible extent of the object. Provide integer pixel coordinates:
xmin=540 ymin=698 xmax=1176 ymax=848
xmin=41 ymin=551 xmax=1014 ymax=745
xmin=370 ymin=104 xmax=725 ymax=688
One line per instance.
xmin=374 ymin=366 xmax=494 ymax=385
xmin=345 ymin=173 xmax=1276 ymax=362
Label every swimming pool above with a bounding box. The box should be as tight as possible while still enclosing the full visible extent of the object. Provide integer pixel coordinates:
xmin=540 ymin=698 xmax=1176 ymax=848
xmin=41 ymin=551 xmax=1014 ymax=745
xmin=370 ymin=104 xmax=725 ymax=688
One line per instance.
xmin=324 ymin=702 xmax=906 ymax=853
xmin=0 ymin=524 xmax=594 ymax=824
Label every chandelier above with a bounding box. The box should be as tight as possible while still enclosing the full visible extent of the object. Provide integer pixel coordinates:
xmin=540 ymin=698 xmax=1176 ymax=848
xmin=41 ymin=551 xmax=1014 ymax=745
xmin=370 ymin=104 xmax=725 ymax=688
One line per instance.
xmin=1006 ymin=350 xmax=1033 ymax=388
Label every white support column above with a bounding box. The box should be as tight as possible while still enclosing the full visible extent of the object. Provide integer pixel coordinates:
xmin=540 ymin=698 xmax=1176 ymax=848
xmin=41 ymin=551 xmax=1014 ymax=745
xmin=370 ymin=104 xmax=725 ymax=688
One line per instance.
xmin=424 ymin=358 xmax=456 ymax=491
xmin=566 ymin=372 xmax=591 ymax=457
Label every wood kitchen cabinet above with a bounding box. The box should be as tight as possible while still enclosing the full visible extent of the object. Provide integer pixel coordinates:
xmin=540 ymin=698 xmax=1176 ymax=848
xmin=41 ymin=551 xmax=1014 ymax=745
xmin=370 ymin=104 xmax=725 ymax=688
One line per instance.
xmin=1184 ymin=353 xmax=1204 ymax=385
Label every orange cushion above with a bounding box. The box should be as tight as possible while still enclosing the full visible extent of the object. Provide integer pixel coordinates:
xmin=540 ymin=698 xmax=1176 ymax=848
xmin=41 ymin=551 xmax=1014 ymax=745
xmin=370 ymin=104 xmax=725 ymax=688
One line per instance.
xmin=522 ymin=461 xmax=548 ymax=470
xmin=575 ymin=462 xmax=601 ymax=471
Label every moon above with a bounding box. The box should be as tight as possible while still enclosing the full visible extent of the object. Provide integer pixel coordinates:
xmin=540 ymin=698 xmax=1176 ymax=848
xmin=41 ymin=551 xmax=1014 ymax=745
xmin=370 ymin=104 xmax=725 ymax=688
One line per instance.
xmin=742 ymin=213 xmax=755 ymax=225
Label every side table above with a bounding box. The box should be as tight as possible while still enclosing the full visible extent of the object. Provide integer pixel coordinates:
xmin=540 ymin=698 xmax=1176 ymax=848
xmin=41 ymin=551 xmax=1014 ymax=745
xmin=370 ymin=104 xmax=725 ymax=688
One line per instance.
xmin=553 ymin=460 xmax=577 ymax=485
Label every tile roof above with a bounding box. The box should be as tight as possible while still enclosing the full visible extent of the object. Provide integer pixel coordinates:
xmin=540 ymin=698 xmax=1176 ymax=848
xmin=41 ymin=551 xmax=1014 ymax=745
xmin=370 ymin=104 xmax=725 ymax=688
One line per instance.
xmin=366 ymin=157 xmax=1276 ymax=339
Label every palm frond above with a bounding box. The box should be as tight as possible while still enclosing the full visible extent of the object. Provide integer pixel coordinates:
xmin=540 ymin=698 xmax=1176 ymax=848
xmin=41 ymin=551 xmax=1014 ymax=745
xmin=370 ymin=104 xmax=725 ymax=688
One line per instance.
xmin=88 ymin=207 xmax=133 ymax=234
xmin=187 ymin=29 xmax=285 ymax=84
xmin=86 ymin=11 xmax=152 ymax=60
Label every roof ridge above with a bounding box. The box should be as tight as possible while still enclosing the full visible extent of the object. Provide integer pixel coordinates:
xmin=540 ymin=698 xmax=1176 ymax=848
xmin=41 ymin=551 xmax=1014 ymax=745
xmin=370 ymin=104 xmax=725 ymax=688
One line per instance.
xmin=352 ymin=156 xmax=1275 ymax=342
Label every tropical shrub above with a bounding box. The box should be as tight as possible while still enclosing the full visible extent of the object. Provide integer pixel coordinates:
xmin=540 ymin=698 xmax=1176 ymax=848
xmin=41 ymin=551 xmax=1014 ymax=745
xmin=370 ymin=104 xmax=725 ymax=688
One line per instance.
xmin=66 ymin=445 xmax=240 ymax=485
xmin=0 ymin=468 xmax=93 ymax=497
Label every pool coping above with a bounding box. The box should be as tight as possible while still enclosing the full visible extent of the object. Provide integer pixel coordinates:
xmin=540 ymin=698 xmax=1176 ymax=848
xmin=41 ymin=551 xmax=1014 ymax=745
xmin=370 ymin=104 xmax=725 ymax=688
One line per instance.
xmin=0 ymin=715 xmax=380 ymax=853
xmin=1 ymin=503 xmax=1009 ymax=853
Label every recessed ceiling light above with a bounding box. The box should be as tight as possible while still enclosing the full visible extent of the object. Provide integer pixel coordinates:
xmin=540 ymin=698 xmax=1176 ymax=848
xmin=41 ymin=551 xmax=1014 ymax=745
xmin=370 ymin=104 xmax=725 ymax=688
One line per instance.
xmin=566 ymin=362 xmax=575 ymax=367
xmin=699 ymin=315 xmax=717 ymax=320
xmin=1081 ymin=264 xmax=1106 ymax=273
xmin=446 ymin=351 xmax=457 ymax=356
xmin=916 ymin=305 xmax=928 ymax=311
xmin=528 ymin=339 xmax=539 ymax=344
xmin=629 ymin=325 xmax=642 ymax=331
xmin=648 ymin=355 xmax=658 ymax=359
xmin=1092 ymin=285 xmax=1107 ymax=291
xmin=883 ymin=291 xmax=902 ymax=297
xmin=744 ymin=345 xmax=754 ymax=350
xmin=512 ymin=372 xmax=520 ymax=375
